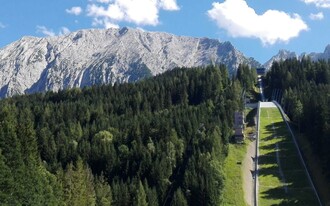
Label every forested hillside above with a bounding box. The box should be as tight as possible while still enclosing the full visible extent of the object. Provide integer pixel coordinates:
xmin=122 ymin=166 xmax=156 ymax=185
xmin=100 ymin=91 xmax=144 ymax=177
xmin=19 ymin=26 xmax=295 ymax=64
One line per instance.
xmin=0 ymin=66 xmax=246 ymax=206
xmin=265 ymin=58 xmax=330 ymax=181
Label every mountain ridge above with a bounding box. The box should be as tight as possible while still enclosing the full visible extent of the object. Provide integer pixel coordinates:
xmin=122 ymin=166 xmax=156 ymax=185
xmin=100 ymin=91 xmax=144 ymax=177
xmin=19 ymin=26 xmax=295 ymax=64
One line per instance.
xmin=264 ymin=45 xmax=330 ymax=69
xmin=0 ymin=27 xmax=260 ymax=98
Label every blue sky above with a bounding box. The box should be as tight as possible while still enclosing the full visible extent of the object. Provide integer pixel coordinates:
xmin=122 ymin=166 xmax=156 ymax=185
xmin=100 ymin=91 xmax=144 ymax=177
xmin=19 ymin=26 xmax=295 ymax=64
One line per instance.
xmin=0 ymin=0 xmax=330 ymax=63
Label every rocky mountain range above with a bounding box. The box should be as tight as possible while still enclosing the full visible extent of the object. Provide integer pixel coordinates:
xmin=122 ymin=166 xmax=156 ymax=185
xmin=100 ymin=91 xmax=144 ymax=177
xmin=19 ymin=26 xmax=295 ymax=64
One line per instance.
xmin=263 ymin=50 xmax=298 ymax=70
xmin=0 ymin=27 xmax=260 ymax=98
xmin=263 ymin=45 xmax=330 ymax=69
xmin=1 ymin=26 xmax=330 ymax=98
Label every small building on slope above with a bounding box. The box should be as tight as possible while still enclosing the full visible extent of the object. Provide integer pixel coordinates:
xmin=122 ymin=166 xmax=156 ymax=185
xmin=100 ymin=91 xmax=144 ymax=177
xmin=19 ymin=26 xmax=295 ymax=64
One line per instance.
xmin=234 ymin=111 xmax=245 ymax=143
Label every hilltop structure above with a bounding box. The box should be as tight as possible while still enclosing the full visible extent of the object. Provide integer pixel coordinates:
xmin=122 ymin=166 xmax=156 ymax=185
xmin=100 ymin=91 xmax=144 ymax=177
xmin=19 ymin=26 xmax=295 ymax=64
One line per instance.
xmin=256 ymin=68 xmax=266 ymax=77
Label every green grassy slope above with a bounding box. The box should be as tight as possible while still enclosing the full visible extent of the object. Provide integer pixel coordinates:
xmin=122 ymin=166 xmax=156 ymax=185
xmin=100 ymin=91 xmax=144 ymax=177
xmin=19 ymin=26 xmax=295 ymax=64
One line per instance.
xmin=258 ymin=108 xmax=319 ymax=205
xmin=221 ymin=143 xmax=247 ymax=206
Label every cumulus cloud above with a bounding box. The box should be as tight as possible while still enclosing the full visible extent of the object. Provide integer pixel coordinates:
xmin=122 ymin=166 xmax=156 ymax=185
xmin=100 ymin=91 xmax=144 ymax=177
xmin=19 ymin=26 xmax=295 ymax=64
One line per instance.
xmin=36 ymin=26 xmax=71 ymax=37
xmin=309 ymin=12 xmax=324 ymax=20
xmin=159 ymin=0 xmax=180 ymax=11
xmin=207 ymin=0 xmax=308 ymax=45
xmin=302 ymin=0 xmax=330 ymax=8
xmin=66 ymin=6 xmax=83 ymax=15
xmin=87 ymin=0 xmax=179 ymax=28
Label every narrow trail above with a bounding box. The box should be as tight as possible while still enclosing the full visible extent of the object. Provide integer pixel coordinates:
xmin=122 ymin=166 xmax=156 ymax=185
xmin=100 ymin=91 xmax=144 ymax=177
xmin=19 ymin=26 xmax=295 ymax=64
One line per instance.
xmin=242 ymin=139 xmax=256 ymax=206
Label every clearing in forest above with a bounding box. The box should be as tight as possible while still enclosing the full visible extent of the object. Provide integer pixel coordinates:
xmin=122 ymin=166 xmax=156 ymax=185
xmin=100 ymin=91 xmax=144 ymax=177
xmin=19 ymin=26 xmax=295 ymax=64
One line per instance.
xmin=258 ymin=107 xmax=319 ymax=205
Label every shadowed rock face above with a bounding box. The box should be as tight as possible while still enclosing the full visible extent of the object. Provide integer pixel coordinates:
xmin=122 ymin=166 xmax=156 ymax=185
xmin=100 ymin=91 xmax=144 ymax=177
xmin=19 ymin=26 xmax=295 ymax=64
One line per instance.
xmin=0 ymin=27 xmax=260 ymax=98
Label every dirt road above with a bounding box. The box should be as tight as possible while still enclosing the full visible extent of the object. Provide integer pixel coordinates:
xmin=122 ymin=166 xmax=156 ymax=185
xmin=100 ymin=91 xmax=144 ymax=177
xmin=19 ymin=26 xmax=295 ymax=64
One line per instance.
xmin=242 ymin=139 xmax=256 ymax=206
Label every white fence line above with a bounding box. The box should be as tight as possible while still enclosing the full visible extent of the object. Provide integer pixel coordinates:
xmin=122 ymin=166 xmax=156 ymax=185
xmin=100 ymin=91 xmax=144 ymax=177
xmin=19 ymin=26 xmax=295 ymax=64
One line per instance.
xmin=254 ymin=101 xmax=260 ymax=206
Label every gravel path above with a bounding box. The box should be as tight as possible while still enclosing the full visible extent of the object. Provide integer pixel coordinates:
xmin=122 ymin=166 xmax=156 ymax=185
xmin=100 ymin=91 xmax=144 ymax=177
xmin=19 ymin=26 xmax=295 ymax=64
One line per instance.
xmin=242 ymin=101 xmax=276 ymax=206
xmin=242 ymin=139 xmax=256 ymax=206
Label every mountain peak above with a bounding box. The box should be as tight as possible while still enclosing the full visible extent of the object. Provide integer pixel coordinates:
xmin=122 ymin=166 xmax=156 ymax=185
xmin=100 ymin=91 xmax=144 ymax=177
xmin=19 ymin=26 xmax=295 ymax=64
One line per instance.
xmin=278 ymin=49 xmax=297 ymax=57
xmin=222 ymin=41 xmax=235 ymax=49
xmin=263 ymin=49 xmax=297 ymax=69
xmin=324 ymin=44 xmax=330 ymax=55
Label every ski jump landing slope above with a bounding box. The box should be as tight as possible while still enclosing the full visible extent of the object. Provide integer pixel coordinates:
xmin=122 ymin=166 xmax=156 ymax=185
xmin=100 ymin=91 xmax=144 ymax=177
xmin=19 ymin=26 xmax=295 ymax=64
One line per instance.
xmin=256 ymin=101 xmax=321 ymax=206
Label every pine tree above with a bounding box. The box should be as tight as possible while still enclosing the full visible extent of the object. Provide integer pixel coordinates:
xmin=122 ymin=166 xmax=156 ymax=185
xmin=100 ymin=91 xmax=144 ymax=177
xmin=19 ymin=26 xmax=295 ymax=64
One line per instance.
xmin=95 ymin=174 xmax=112 ymax=206
xmin=62 ymin=159 xmax=96 ymax=206
xmin=171 ymin=188 xmax=188 ymax=206
xmin=135 ymin=180 xmax=148 ymax=206
xmin=0 ymin=149 xmax=17 ymax=205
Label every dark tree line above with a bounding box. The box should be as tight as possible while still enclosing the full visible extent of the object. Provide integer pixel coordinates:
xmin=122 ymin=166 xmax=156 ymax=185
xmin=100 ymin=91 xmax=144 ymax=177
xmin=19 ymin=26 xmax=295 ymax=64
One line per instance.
xmin=236 ymin=63 xmax=257 ymax=92
xmin=0 ymin=65 xmax=244 ymax=205
xmin=265 ymin=58 xmax=330 ymax=180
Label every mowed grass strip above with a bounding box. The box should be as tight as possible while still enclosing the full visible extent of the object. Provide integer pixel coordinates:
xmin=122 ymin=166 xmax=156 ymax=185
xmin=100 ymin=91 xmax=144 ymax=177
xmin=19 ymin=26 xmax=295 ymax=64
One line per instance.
xmin=221 ymin=143 xmax=247 ymax=206
xmin=258 ymin=107 xmax=319 ymax=205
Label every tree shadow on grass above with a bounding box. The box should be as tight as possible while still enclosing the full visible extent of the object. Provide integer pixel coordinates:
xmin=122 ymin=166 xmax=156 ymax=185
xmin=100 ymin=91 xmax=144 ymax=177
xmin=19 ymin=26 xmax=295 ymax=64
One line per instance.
xmin=246 ymin=108 xmax=257 ymax=127
xmin=260 ymin=186 xmax=318 ymax=206
xmin=258 ymin=121 xmax=319 ymax=205
xmin=260 ymin=134 xmax=276 ymax=142
xmin=260 ymin=187 xmax=301 ymax=206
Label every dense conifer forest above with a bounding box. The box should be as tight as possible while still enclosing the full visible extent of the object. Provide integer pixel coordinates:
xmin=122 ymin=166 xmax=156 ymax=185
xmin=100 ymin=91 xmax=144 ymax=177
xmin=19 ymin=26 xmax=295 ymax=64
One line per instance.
xmin=265 ymin=58 xmax=330 ymax=181
xmin=0 ymin=65 xmax=252 ymax=205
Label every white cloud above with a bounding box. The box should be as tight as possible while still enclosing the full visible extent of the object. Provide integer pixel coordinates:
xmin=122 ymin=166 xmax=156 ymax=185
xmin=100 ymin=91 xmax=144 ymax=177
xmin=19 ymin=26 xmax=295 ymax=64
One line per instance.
xmin=36 ymin=26 xmax=71 ymax=37
xmin=104 ymin=21 xmax=120 ymax=29
xmin=59 ymin=27 xmax=71 ymax=35
xmin=88 ymin=0 xmax=112 ymax=3
xmin=87 ymin=0 xmax=179 ymax=28
xmin=96 ymin=0 xmax=111 ymax=3
xmin=207 ymin=0 xmax=308 ymax=45
xmin=88 ymin=4 xmax=125 ymax=20
xmin=92 ymin=17 xmax=120 ymax=28
xmin=66 ymin=6 xmax=83 ymax=15
xmin=36 ymin=26 xmax=56 ymax=37
xmin=309 ymin=12 xmax=324 ymax=20
xmin=302 ymin=0 xmax=330 ymax=8
xmin=136 ymin=27 xmax=145 ymax=32
xmin=159 ymin=0 xmax=180 ymax=11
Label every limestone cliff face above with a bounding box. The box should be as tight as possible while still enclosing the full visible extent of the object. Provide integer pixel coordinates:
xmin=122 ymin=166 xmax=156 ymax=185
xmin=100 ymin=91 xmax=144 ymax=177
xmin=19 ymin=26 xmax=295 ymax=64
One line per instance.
xmin=0 ymin=27 xmax=260 ymax=98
